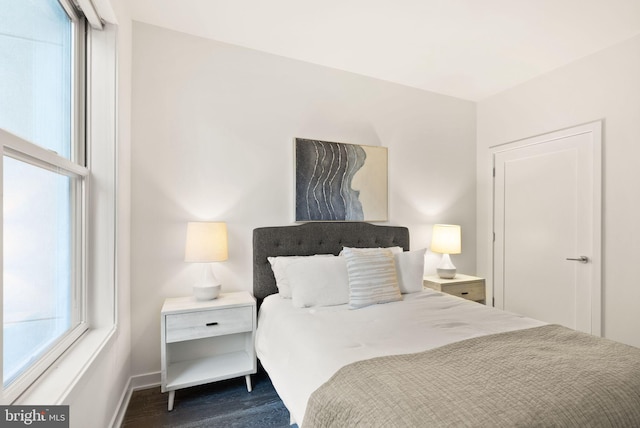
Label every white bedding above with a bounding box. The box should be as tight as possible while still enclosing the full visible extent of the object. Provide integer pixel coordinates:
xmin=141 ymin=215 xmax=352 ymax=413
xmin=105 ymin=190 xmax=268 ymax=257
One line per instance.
xmin=255 ymin=289 xmax=546 ymax=425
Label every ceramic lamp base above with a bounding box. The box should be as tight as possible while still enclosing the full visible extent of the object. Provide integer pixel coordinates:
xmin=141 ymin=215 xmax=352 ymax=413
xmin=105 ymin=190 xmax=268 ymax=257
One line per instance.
xmin=437 ymin=253 xmax=457 ymax=279
xmin=193 ymin=263 xmax=222 ymax=300
xmin=193 ymin=283 xmax=221 ymax=300
xmin=437 ymin=268 xmax=457 ymax=279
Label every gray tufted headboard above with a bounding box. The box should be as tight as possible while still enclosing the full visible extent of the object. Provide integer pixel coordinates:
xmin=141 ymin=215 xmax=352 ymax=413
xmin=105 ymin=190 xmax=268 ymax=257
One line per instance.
xmin=253 ymin=222 xmax=410 ymax=305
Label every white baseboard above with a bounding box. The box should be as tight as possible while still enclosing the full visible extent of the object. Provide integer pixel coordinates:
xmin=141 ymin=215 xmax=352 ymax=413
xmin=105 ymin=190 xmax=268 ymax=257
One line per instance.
xmin=130 ymin=371 xmax=161 ymax=391
xmin=109 ymin=377 xmax=132 ymax=428
xmin=109 ymin=371 xmax=161 ymax=428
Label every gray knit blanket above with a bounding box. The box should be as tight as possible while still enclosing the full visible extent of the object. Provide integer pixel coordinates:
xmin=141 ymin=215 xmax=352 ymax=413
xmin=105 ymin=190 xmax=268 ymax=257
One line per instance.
xmin=303 ymin=325 xmax=640 ymax=427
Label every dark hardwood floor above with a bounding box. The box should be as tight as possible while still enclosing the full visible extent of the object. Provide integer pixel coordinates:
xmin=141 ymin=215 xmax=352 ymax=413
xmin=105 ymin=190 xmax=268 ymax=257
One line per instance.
xmin=122 ymin=369 xmax=293 ymax=428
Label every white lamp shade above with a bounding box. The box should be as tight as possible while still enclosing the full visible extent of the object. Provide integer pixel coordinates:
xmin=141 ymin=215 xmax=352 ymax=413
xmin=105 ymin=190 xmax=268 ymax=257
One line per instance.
xmin=430 ymin=224 xmax=461 ymax=255
xmin=185 ymin=222 xmax=229 ymax=262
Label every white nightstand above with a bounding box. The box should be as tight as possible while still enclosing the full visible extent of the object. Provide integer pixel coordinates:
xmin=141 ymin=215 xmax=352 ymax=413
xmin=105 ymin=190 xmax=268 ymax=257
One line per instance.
xmin=423 ymin=274 xmax=486 ymax=304
xmin=160 ymin=291 xmax=257 ymax=411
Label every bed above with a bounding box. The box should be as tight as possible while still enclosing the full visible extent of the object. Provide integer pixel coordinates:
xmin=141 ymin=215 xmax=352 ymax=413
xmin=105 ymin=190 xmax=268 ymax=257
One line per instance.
xmin=253 ymin=222 xmax=640 ymax=427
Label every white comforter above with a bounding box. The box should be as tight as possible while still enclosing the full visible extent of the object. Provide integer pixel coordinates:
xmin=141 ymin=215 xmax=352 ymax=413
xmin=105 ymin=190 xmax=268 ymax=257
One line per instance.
xmin=255 ymin=289 xmax=545 ymax=425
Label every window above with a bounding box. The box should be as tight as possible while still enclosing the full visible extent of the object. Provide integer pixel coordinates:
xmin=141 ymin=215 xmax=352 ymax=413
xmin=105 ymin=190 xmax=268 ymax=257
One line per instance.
xmin=0 ymin=0 xmax=88 ymax=399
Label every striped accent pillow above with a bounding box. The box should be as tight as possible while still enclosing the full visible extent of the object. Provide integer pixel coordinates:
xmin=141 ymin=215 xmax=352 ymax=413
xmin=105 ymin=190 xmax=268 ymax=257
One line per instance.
xmin=342 ymin=247 xmax=402 ymax=309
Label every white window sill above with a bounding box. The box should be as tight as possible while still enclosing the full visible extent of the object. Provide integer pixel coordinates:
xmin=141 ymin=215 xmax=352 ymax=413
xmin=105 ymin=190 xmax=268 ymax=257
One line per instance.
xmin=15 ymin=325 xmax=117 ymax=405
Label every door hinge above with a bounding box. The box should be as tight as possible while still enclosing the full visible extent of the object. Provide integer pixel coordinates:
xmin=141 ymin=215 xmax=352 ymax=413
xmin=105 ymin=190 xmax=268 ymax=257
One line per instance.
xmin=493 ymin=232 xmax=495 ymax=242
xmin=492 ymin=167 xmax=495 ymax=177
xmin=492 ymin=297 xmax=495 ymax=307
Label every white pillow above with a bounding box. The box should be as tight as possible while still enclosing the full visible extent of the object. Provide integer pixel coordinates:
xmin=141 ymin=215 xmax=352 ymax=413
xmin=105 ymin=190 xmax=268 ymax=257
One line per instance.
xmin=267 ymin=254 xmax=333 ymax=298
xmin=395 ymin=249 xmax=426 ymax=294
xmin=285 ymin=256 xmax=349 ymax=308
xmin=339 ymin=246 xmax=403 ymax=256
xmin=342 ymin=247 xmax=402 ymax=309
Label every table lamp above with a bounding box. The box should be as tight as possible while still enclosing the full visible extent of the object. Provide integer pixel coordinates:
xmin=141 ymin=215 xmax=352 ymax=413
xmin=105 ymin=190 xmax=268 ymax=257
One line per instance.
xmin=430 ymin=224 xmax=461 ymax=279
xmin=185 ymin=221 xmax=228 ymax=300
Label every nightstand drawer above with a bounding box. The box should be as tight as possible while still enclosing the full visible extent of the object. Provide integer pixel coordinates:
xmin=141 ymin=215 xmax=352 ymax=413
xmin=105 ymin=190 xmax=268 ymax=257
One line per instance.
xmin=166 ymin=306 xmax=252 ymax=343
xmin=423 ymin=274 xmax=486 ymax=303
xmin=441 ymin=283 xmax=485 ymax=302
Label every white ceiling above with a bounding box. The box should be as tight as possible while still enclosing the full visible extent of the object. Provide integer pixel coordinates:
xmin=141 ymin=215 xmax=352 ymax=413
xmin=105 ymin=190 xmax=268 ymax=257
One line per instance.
xmin=130 ymin=0 xmax=640 ymax=101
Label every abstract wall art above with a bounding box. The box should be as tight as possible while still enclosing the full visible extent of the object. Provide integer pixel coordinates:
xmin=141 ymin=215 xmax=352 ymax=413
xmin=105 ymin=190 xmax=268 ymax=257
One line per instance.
xmin=295 ymin=138 xmax=388 ymax=222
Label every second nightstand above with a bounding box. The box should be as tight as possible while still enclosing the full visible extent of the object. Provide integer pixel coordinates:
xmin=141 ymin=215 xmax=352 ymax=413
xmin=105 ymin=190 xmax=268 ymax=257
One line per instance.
xmin=160 ymin=291 xmax=257 ymax=411
xmin=423 ymin=274 xmax=486 ymax=304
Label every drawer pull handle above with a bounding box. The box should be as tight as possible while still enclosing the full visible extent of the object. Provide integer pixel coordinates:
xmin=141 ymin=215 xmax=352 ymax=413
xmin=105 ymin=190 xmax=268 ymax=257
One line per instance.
xmin=461 ymin=292 xmax=469 ymax=295
xmin=206 ymin=322 xmax=219 ymax=327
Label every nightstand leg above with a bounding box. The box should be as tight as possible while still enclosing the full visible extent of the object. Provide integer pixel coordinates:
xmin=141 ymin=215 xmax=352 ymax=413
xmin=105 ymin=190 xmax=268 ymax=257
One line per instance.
xmin=168 ymin=390 xmax=175 ymax=411
xmin=245 ymin=374 xmax=252 ymax=392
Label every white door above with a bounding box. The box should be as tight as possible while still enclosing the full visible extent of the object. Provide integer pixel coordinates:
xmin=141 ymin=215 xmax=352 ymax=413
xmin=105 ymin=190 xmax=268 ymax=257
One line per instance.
xmin=493 ymin=122 xmax=601 ymax=335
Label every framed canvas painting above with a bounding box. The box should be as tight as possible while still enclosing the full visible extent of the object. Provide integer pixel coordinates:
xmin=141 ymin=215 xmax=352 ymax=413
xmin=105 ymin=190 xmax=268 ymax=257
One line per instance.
xmin=295 ymin=138 xmax=388 ymax=222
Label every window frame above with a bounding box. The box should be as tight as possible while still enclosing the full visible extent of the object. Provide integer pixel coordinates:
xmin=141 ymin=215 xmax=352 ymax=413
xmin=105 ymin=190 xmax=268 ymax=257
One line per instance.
xmin=1 ymin=0 xmax=90 ymax=403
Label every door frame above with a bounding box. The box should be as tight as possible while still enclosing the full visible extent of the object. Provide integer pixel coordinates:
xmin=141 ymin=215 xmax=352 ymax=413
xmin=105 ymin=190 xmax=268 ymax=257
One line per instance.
xmin=490 ymin=121 xmax=602 ymax=335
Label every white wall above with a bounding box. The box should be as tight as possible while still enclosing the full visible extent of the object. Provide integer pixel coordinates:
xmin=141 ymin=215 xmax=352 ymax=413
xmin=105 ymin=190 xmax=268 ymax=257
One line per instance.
xmin=131 ymin=22 xmax=477 ymax=377
xmin=477 ymin=34 xmax=640 ymax=348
